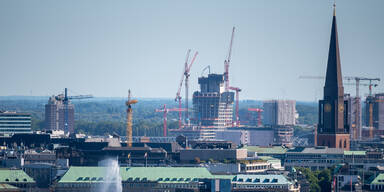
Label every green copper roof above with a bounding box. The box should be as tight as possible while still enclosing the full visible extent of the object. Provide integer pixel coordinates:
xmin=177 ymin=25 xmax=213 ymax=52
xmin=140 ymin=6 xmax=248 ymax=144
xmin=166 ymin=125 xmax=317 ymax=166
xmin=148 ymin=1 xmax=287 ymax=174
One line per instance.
xmin=371 ymin=174 xmax=384 ymax=185
xmin=59 ymin=167 xmax=216 ymax=183
xmin=0 ymin=169 xmax=34 ymax=183
xmin=242 ymin=146 xmax=287 ymax=154
xmin=344 ymin=151 xmax=366 ymax=156
xmin=258 ymin=156 xmax=281 ymax=163
xmin=232 ymin=174 xmax=291 ymax=185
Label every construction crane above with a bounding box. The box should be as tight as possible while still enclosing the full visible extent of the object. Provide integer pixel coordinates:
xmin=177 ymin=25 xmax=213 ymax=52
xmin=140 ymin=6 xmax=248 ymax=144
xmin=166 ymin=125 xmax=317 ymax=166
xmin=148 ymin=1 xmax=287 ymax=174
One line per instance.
xmin=299 ymin=75 xmax=380 ymax=98
xmin=175 ymin=49 xmax=199 ymax=128
xmin=126 ymin=89 xmax=138 ymax=147
xmin=248 ymin=108 xmax=263 ymax=127
xmin=155 ymin=104 xmax=186 ymax=137
xmin=55 ymin=88 xmax=93 ymax=134
xmin=224 ymin=27 xmax=235 ymax=92
xmin=201 ymin=65 xmax=211 ymax=77
xmin=366 ymin=82 xmax=381 ymax=139
xmin=229 ymin=86 xmax=241 ymax=126
xmin=175 ymin=50 xmax=189 ymax=129
xmin=299 ymin=75 xmax=380 ymax=140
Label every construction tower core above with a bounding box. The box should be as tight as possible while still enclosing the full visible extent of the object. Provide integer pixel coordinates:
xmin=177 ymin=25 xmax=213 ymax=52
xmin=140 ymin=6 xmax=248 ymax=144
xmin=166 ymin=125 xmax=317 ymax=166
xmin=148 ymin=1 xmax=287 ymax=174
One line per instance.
xmin=193 ymin=73 xmax=234 ymax=139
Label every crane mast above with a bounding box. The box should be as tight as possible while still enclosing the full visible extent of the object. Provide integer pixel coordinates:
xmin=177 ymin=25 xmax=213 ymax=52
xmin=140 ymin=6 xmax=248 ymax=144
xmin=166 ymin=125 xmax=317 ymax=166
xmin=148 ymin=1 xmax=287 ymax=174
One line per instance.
xmin=126 ymin=89 xmax=138 ymax=147
xmin=299 ymin=75 xmax=380 ymax=140
xmin=57 ymin=88 xmax=93 ymax=134
xmin=155 ymin=104 xmax=186 ymax=136
xmin=248 ymin=108 xmax=264 ymax=127
xmin=184 ymin=51 xmax=198 ymax=125
xmin=224 ymin=27 xmax=235 ymax=92
xmin=229 ymin=86 xmax=241 ymax=127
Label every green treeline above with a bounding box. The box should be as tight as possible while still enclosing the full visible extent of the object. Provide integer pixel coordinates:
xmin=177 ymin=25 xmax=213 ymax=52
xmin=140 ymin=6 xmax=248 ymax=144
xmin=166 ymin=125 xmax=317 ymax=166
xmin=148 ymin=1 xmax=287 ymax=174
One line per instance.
xmin=2 ymin=98 xmax=318 ymax=136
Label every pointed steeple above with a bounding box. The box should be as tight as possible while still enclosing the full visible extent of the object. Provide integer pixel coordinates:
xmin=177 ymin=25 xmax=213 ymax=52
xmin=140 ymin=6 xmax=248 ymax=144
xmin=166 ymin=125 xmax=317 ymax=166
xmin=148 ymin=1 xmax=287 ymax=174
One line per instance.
xmin=324 ymin=3 xmax=343 ymax=99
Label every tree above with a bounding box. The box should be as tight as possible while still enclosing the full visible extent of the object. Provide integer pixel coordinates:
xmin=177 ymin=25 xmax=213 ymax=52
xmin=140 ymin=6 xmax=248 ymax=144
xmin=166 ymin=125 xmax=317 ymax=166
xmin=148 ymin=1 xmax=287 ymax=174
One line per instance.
xmin=318 ymin=169 xmax=332 ymax=192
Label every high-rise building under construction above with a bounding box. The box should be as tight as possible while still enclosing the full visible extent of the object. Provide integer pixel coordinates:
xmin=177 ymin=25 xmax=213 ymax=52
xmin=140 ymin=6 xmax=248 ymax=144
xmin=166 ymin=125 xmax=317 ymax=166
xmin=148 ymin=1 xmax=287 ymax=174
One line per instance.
xmin=344 ymin=94 xmax=362 ymax=140
xmin=263 ymin=100 xmax=296 ymax=126
xmin=192 ymin=73 xmax=234 ymax=139
xmin=45 ymin=95 xmax=75 ymax=133
xmin=365 ymin=93 xmax=384 ymax=131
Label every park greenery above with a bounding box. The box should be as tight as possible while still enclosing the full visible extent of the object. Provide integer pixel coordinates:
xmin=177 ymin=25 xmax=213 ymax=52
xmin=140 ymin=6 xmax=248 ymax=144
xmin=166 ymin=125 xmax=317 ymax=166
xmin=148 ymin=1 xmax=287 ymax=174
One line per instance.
xmin=296 ymin=167 xmax=332 ymax=192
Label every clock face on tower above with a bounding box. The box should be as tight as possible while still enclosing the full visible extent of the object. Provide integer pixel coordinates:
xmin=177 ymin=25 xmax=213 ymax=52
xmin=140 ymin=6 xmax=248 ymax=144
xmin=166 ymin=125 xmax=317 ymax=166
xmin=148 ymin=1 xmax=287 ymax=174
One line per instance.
xmin=324 ymin=103 xmax=331 ymax=112
xmin=338 ymin=103 xmax=344 ymax=112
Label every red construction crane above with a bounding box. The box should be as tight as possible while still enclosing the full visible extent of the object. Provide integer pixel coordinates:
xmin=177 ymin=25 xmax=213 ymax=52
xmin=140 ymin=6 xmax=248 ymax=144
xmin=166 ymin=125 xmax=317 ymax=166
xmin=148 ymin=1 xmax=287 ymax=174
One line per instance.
xmin=224 ymin=27 xmax=235 ymax=92
xmin=229 ymin=86 xmax=241 ymax=127
xmin=248 ymin=108 xmax=263 ymax=127
xmin=175 ymin=50 xmax=189 ymax=129
xmin=155 ymin=104 xmax=186 ymax=137
xmin=183 ymin=50 xmax=198 ymax=125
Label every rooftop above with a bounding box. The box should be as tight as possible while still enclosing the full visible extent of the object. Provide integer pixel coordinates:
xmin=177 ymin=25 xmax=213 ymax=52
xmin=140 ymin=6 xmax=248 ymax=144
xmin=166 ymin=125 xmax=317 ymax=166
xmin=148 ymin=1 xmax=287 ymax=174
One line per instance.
xmin=242 ymin=146 xmax=287 ymax=154
xmin=371 ymin=173 xmax=384 ymax=185
xmin=0 ymin=169 xmax=35 ymax=183
xmin=59 ymin=167 xmax=216 ymax=183
xmin=344 ymin=151 xmax=366 ymax=156
xmin=287 ymin=147 xmax=344 ymax=154
xmin=232 ymin=174 xmax=291 ymax=185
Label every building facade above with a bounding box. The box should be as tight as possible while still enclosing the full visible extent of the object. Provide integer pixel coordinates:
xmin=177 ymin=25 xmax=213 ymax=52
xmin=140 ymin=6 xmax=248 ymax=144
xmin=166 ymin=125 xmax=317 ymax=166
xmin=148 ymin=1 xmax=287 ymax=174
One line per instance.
xmin=192 ymin=74 xmax=234 ymax=139
xmin=317 ymin=8 xmax=350 ymax=150
xmin=345 ymin=94 xmax=362 ymax=140
xmin=45 ymin=95 xmax=74 ymax=133
xmin=263 ymin=100 xmax=296 ymax=126
xmin=365 ymin=93 xmax=384 ymax=131
xmin=0 ymin=111 xmax=32 ymax=135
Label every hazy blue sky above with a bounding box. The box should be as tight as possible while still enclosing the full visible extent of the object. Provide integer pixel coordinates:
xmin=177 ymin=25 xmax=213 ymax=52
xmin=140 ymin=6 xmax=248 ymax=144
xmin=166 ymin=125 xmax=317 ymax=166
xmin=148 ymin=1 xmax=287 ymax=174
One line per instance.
xmin=1 ymin=0 xmax=383 ymax=101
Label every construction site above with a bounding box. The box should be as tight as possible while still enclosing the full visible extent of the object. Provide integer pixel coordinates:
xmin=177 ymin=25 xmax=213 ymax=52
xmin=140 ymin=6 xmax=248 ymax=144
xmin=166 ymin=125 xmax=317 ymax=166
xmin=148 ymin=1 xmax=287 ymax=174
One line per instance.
xmin=153 ymin=25 xmax=384 ymax=146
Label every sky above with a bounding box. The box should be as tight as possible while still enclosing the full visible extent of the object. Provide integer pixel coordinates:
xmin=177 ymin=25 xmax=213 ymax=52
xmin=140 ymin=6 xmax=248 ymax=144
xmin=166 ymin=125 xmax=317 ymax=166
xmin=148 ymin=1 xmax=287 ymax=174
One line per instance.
xmin=0 ymin=0 xmax=383 ymax=101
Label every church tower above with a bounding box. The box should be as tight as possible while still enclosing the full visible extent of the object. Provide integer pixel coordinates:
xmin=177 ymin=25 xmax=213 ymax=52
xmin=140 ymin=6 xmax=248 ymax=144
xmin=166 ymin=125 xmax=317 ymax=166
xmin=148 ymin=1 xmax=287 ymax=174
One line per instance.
xmin=317 ymin=4 xmax=350 ymax=150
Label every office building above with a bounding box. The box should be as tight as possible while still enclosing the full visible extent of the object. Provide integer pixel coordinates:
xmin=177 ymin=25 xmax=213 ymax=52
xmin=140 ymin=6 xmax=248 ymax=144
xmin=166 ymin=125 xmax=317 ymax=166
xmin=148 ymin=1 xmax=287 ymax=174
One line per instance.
xmin=0 ymin=111 xmax=32 ymax=135
xmin=284 ymin=147 xmax=345 ymax=171
xmin=45 ymin=95 xmax=74 ymax=133
xmin=317 ymin=7 xmax=350 ymax=150
xmin=263 ymin=100 xmax=296 ymax=126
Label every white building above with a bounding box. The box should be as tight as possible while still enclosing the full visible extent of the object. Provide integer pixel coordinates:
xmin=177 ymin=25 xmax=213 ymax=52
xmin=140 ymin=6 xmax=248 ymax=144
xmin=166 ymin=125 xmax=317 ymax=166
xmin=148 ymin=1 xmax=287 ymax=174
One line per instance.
xmin=263 ymin=100 xmax=296 ymax=126
xmin=0 ymin=111 xmax=32 ymax=135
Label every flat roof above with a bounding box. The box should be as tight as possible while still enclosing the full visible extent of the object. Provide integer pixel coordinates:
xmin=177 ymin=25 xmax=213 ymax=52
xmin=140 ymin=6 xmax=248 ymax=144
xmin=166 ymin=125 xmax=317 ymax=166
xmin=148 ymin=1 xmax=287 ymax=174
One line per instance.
xmin=242 ymin=146 xmax=287 ymax=154
xmin=344 ymin=151 xmax=366 ymax=156
xmin=287 ymin=147 xmax=344 ymax=154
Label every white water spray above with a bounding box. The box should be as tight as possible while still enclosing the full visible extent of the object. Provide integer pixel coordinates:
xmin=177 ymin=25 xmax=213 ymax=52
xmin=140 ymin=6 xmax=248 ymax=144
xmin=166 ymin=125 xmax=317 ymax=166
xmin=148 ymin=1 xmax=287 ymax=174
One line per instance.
xmin=98 ymin=158 xmax=122 ymax=192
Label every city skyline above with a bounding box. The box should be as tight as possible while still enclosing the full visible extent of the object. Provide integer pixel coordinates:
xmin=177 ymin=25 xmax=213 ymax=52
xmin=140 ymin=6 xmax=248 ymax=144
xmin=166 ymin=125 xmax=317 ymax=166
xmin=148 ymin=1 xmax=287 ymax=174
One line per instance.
xmin=1 ymin=0 xmax=384 ymax=101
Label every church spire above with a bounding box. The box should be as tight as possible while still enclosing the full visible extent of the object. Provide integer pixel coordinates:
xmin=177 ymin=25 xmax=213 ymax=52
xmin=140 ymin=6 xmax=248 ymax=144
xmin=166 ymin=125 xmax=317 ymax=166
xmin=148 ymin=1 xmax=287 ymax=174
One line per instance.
xmin=324 ymin=2 xmax=343 ymax=100
xmin=333 ymin=1 xmax=336 ymax=16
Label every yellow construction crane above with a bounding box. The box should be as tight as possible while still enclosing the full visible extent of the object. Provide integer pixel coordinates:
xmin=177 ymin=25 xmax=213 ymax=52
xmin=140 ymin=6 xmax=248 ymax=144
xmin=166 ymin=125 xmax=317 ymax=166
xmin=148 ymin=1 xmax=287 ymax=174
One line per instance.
xmin=126 ymin=89 xmax=138 ymax=147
